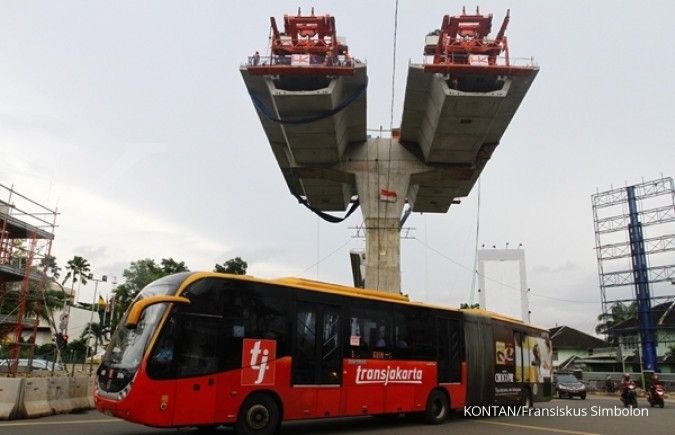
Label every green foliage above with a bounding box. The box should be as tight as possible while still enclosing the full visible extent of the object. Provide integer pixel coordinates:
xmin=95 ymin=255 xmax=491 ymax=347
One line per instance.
xmin=80 ymin=321 xmax=106 ymax=346
xmin=33 ymin=343 xmax=57 ymax=360
xmin=110 ymin=257 xmax=190 ymax=331
xmin=62 ymin=338 xmax=89 ymax=363
xmin=40 ymin=255 xmax=61 ymax=280
xmin=0 ymin=285 xmax=66 ymax=340
xmin=595 ymin=301 xmax=638 ymax=344
xmin=160 ymin=258 xmax=189 ymax=274
xmin=214 ymin=257 xmax=248 ymax=275
xmin=62 ymin=255 xmax=91 ymax=287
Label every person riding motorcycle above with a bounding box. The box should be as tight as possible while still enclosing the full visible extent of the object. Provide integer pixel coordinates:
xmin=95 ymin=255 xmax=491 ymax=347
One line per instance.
xmin=620 ymin=373 xmax=635 ymax=403
xmin=651 ymin=374 xmax=663 ymax=387
xmin=648 ymin=373 xmax=666 ymax=407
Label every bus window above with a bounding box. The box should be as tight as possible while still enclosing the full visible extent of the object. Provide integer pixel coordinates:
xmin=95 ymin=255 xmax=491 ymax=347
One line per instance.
xmin=293 ymin=301 xmax=342 ymax=385
xmin=294 ymin=305 xmax=317 ymax=384
xmin=349 ymin=306 xmax=391 ymax=355
xmin=320 ymin=306 xmax=341 ymax=384
xmin=395 ymin=307 xmax=435 ymax=360
xmin=437 ymin=317 xmax=462 ymax=383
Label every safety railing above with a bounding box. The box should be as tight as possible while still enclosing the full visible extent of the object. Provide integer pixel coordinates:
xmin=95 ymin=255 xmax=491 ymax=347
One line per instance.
xmin=243 ymin=54 xmax=364 ymax=68
xmin=415 ymin=54 xmax=538 ymax=68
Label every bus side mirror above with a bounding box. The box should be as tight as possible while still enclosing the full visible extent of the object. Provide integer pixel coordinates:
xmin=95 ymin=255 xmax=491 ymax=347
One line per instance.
xmin=126 ymin=295 xmax=190 ymax=329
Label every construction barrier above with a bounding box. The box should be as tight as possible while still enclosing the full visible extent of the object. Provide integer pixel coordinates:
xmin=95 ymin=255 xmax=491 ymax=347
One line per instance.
xmin=47 ymin=377 xmax=72 ymax=414
xmin=0 ymin=378 xmax=24 ymax=420
xmin=22 ymin=378 xmax=52 ymax=418
xmin=2 ymin=375 xmax=97 ymax=420
xmin=68 ymin=377 xmax=90 ymax=410
xmin=87 ymin=377 xmax=95 ymax=408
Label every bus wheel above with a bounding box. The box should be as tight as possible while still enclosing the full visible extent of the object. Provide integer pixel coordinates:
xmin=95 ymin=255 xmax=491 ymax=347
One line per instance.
xmin=522 ymin=388 xmax=533 ymax=409
xmin=424 ymin=390 xmax=449 ymax=425
xmin=236 ymin=393 xmax=280 ymax=435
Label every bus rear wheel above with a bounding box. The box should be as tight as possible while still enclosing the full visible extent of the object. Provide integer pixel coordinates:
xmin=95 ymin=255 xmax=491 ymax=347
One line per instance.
xmin=236 ymin=393 xmax=280 ymax=435
xmin=522 ymin=388 xmax=533 ymax=409
xmin=424 ymin=389 xmax=449 ymax=425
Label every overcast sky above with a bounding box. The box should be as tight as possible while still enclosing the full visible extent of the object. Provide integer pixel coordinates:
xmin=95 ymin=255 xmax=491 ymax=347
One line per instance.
xmin=1 ymin=1 xmax=673 ymax=335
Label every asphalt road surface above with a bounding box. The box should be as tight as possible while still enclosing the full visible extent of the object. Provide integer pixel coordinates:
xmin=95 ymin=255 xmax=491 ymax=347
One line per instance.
xmin=1 ymin=396 xmax=673 ymax=435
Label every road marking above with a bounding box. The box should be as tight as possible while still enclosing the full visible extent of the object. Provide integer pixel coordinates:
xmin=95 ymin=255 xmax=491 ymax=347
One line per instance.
xmin=0 ymin=418 xmax=119 ymax=427
xmin=472 ymin=419 xmax=601 ymax=435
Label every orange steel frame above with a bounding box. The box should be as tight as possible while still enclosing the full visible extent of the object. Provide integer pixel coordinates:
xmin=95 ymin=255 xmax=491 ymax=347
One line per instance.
xmin=422 ymin=7 xmax=535 ymax=76
xmin=248 ymin=9 xmax=353 ymax=76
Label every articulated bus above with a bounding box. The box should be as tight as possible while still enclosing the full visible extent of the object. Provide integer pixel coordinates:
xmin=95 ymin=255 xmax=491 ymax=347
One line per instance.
xmin=95 ymin=272 xmax=552 ymax=434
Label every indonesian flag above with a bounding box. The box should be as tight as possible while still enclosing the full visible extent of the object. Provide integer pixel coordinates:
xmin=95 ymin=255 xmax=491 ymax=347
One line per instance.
xmin=291 ymin=54 xmax=310 ymax=65
xmin=469 ymin=54 xmax=489 ymax=65
xmin=380 ymin=188 xmax=398 ymax=203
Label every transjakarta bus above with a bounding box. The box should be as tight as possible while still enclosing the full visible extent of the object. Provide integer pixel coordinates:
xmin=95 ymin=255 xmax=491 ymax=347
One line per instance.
xmin=95 ymin=272 xmax=552 ymax=434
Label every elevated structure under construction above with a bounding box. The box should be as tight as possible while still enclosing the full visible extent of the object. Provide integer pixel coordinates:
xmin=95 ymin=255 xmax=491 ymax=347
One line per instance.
xmin=241 ymin=8 xmax=538 ymax=296
xmin=0 ymin=183 xmax=57 ymax=376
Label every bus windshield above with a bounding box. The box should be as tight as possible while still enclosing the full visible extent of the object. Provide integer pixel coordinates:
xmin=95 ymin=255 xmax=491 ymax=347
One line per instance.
xmin=103 ymin=273 xmax=191 ymax=371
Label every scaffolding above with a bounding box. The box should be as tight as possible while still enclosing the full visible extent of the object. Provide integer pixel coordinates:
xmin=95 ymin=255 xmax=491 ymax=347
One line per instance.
xmin=592 ymin=176 xmax=675 ymax=372
xmin=0 ymin=183 xmax=57 ymax=377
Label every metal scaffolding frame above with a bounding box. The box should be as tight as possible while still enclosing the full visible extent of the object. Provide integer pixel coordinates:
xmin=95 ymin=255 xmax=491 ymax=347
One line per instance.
xmin=0 ymin=183 xmax=57 ymax=377
xmin=592 ymin=176 xmax=675 ymax=371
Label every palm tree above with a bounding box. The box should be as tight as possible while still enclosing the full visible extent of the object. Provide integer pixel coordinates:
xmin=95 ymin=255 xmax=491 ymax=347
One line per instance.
xmin=40 ymin=255 xmax=61 ymax=281
xmin=80 ymin=321 xmax=106 ymax=346
xmin=62 ymin=256 xmax=91 ymax=304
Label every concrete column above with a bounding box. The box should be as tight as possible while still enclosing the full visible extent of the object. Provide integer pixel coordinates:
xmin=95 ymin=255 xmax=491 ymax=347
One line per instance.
xmin=364 ymin=217 xmax=401 ymax=293
xmin=344 ymin=138 xmax=426 ymax=293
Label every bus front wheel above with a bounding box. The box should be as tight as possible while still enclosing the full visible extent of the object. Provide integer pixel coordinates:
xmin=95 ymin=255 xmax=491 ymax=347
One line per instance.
xmin=236 ymin=393 xmax=280 ymax=435
xmin=424 ymin=389 xmax=449 ymax=425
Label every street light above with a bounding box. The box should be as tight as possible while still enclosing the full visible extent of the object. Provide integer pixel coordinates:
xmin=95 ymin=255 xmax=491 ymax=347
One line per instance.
xmin=86 ymin=274 xmax=107 ymax=375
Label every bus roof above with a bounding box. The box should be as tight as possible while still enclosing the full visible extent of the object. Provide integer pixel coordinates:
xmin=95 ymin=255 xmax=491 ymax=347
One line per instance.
xmin=182 ymin=272 xmax=546 ymax=331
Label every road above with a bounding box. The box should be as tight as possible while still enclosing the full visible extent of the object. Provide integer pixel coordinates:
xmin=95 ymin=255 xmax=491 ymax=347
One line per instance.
xmin=1 ymin=396 xmax=673 ymax=435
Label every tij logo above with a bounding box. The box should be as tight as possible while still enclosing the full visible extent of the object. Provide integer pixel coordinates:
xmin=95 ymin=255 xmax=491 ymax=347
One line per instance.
xmin=241 ymin=339 xmax=276 ymax=386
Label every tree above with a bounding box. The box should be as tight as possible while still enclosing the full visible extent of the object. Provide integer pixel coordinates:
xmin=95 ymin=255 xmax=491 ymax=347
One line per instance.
xmin=80 ymin=321 xmax=106 ymax=346
xmin=61 ymin=256 xmax=91 ymax=303
xmin=40 ymin=255 xmax=61 ymax=281
xmin=214 ymin=257 xmax=248 ymax=275
xmin=160 ymin=258 xmax=189 ymax=274
xmin=110 ymin=257 xmax=190 ymax=330
xmin=595 ymin=301 xmax=637 ymax=344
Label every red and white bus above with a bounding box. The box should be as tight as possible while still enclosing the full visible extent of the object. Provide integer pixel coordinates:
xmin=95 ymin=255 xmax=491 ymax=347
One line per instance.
xmin=95 ymin=272 xmax=552 ymax=434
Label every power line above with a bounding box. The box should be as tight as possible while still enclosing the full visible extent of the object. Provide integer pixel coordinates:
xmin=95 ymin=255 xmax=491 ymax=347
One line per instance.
xmin=298 ymin=238 xmax=354 ymax=275
xmin=469 ymin=177 xmax=481 ymax=304
xmin=414 ymin=238 xmax=599 ymax=305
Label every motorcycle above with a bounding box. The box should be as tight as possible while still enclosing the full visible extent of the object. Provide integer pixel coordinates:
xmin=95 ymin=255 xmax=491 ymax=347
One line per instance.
xmin=647 ymin=384 xmax=665 ymax=408
xmin=620 ymin=381 xmax=638 ymax=408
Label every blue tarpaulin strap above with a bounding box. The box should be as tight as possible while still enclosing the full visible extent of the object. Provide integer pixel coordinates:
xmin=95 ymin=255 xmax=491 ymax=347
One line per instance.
xmin=293 ymin=193 xmax=360 ymax=223
xmin=249 ymin=84 xmax=367 ymax=125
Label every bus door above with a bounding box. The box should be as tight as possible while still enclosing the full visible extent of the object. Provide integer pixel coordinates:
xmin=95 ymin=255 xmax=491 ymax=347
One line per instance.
xmin=291 ymin=301 xmax=342 ymax=418
xmin=165 ymin=280 xmax=228 ymax=427
xmin=170 ymin=313 xmax=223 ymax=426
xmin=514 ymin=331 xmax=531 ymax=385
